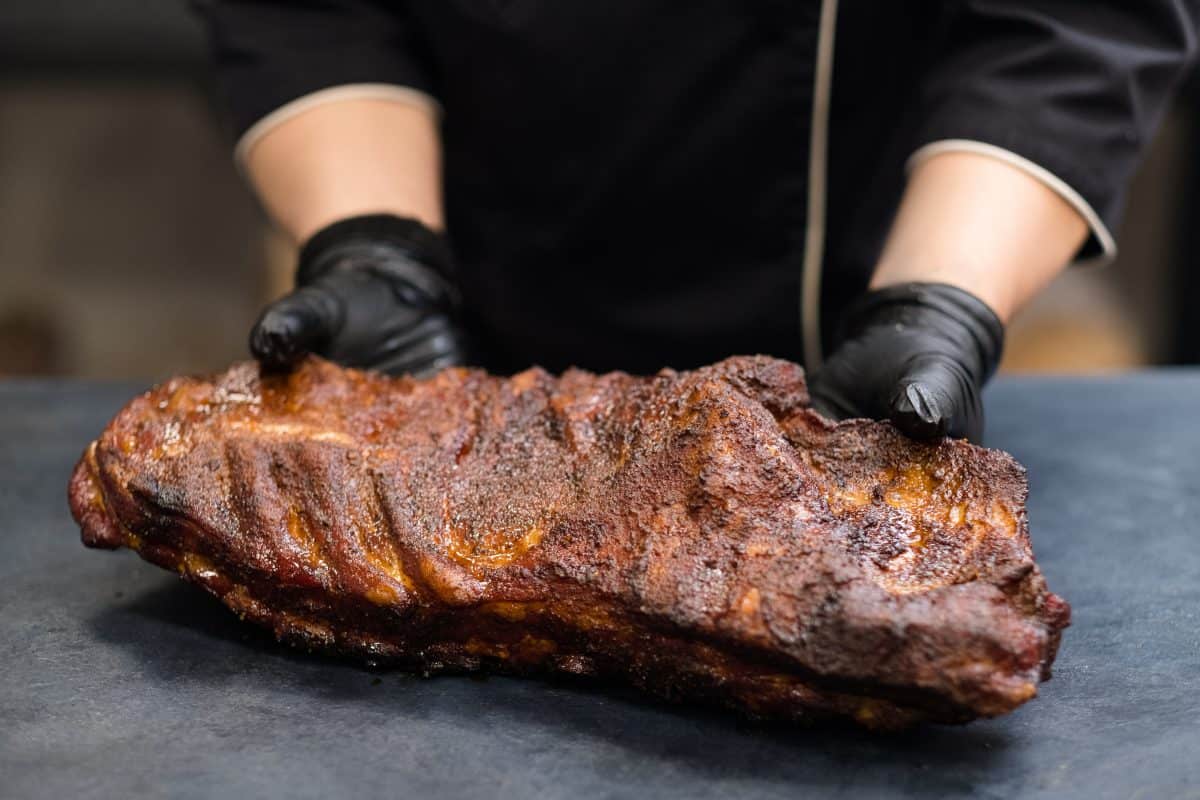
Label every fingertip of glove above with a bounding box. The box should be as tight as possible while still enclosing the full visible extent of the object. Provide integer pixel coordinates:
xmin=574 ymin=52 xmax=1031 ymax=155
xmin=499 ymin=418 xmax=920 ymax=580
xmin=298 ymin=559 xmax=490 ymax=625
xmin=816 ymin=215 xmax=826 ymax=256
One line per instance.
xmin=250 ymin=309 xmax=308 ymax=369
xmin=889 ymin=382 xmax=949 ymax=440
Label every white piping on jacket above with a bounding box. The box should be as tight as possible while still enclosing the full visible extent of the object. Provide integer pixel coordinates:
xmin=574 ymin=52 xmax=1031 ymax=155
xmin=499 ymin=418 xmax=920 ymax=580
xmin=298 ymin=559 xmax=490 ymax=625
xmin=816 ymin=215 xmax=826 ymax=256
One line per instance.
xmin=907 ymin=139 xmax=1117 ymax=267
xmin=234 ymin=83 xmax=443 ymax=168
xmin=801 ymin=0 xmax=840 ymax=373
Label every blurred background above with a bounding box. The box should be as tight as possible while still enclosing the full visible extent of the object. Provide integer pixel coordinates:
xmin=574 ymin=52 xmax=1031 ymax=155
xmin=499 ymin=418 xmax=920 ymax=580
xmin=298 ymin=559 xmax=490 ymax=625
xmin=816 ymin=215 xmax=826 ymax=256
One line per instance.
xmin=2 ymin=2 xmax=1199 ymax=381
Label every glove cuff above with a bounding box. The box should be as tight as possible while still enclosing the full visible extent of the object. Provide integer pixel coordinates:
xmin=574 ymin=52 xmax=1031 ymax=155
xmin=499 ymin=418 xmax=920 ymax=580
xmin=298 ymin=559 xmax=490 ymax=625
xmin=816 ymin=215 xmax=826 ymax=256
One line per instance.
xmin=841 ymin=282 xmax=1005 ymax=381
xmin=296 ymin=214 xmax=460 ymax=308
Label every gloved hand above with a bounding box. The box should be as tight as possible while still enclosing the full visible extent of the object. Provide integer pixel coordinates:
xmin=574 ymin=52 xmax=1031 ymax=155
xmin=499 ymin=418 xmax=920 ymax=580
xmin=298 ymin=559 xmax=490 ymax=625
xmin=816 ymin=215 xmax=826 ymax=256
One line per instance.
xmin=250 ymin=214 xmax=472 ymax=377
xmin=808 ymin=282 xmax=1004 ymax=443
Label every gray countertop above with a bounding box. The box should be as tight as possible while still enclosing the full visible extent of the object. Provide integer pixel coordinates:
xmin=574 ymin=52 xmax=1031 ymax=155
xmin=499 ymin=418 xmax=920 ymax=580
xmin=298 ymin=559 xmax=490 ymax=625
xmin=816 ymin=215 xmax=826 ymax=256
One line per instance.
xmin=2 ymin=374 xmax=1198 ymax=799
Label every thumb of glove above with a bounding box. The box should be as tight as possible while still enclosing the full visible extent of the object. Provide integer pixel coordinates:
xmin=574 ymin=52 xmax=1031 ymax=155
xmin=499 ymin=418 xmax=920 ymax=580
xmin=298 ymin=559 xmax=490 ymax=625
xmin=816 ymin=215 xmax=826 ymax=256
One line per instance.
xmin=249 ymin=285 xmax=343 ymax=370
xmin=887 ymin=354 xmax=983 ymax=442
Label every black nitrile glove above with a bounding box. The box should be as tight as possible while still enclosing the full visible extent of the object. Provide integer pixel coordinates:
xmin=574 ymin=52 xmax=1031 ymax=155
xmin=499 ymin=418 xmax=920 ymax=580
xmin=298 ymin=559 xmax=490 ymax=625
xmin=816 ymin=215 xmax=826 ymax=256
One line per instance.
xmin=250 ymin=214 xmax=472 ymax=377
xmin=808 ymin=282 xmax=1004 ymax=443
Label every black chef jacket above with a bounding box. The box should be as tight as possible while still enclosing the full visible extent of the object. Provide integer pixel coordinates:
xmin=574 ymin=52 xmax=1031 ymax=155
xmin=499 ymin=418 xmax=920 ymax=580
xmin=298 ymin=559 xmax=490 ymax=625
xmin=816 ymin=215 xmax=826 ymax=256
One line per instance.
xmin=195 ymin=1 xmax=1198 ymax=375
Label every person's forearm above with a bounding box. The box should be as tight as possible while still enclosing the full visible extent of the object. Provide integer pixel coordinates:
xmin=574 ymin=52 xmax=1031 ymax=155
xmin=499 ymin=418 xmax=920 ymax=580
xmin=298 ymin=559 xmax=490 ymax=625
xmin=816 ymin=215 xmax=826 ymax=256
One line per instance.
xmin=870 ymin=151 xmax=1089 ymax=323
xmin=242 ymin=98 xmax=444 ymax=243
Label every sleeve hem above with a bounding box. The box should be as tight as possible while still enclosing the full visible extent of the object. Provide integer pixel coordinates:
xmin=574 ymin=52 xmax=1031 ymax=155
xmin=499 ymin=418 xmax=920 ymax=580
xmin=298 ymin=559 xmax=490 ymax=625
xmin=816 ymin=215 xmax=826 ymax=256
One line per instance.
xmin=234 ymin=83 xmax=443 ymax=167
xmin=907 ymin=139 xmax=1117 ymax=268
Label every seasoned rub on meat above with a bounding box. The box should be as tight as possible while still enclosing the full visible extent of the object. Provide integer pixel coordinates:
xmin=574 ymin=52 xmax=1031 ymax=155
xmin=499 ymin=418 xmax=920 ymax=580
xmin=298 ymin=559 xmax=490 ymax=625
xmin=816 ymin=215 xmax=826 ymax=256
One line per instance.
xmin=69 ymin=356 xmax=1069 ymax=728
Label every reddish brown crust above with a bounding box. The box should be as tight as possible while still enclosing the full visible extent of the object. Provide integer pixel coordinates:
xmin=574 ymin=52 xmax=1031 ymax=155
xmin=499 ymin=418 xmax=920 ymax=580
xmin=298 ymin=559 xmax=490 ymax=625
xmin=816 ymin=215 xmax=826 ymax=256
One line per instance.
xmin=68 ymin=356 xmax=1069 ymax=728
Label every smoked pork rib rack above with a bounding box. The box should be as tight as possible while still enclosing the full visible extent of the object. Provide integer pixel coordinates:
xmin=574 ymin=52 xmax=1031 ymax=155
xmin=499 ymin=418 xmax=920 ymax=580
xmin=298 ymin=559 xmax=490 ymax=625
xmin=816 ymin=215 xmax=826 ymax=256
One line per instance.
xmin=69 ymin=356 xmax=1068 ymax=728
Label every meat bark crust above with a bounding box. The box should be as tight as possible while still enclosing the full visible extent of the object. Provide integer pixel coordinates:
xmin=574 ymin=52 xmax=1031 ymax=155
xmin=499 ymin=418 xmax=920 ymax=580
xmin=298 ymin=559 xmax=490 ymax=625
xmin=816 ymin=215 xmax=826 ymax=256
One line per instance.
xmin=68 ymin=356 xmax=1069 ymax=728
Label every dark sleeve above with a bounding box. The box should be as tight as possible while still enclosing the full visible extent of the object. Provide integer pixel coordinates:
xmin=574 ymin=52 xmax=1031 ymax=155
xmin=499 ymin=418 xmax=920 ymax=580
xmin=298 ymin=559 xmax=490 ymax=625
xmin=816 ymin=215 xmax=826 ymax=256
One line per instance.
xmin=912 ymin=1 xmax=1200 ymax=257
xmin=190 ymin=0 xmax=438 ymax=139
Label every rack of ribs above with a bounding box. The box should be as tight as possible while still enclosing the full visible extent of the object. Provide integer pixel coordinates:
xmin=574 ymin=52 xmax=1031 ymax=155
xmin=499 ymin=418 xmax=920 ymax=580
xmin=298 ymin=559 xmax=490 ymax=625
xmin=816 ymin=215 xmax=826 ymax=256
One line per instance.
xmin=68 ymin=356 xmax=1068 ymax=728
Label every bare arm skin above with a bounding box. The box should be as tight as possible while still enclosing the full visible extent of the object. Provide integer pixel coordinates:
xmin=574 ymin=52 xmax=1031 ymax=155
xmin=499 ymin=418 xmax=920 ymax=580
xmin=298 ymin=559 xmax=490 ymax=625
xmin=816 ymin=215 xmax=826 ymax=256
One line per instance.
xmin=242 ymin=98 xmax=445 ymax=242
xmin=871 ymin=151 xmax=1090 ymax=323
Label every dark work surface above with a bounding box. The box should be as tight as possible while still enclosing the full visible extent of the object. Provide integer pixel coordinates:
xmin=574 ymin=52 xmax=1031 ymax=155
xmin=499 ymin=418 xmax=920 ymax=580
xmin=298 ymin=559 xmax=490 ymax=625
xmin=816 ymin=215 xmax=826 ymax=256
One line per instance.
xmin=1 ymin=374 xmax=1198 ymax=799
